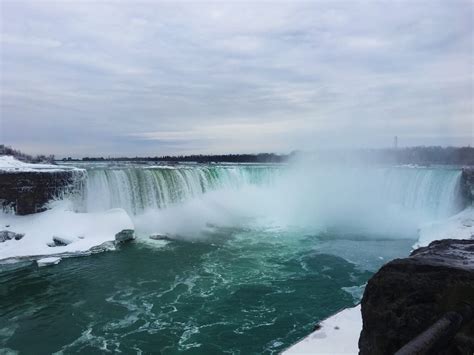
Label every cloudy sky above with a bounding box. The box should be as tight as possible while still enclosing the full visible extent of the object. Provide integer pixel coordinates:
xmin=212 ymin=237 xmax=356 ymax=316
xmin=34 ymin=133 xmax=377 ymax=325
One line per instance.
xmin=1 ymin=0 xmax=472 ymax=157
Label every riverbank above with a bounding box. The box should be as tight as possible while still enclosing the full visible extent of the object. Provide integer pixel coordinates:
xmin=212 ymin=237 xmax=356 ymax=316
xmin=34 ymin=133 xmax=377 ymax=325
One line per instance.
xmin=0 ymin=202 xmax=134 ymax=265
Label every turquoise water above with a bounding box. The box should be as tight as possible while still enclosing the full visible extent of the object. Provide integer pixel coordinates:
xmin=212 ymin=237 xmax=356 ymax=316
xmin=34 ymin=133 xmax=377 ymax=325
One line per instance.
xmin=0 ymin=227 xmax=414 ymax=354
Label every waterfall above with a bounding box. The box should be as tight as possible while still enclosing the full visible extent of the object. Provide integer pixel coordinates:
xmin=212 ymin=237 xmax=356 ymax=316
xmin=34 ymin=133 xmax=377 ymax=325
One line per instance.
xmin=379 ymin=167 xmax=462 ymax=219
xmin=83 ymin=165 xmax=280 ymax=214
xmin=78 ymin=164 xmax=464 ymax=231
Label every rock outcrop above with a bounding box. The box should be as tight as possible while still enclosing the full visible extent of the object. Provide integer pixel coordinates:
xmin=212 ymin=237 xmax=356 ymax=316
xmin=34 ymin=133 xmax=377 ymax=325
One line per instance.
xmin=115 ymin=229 xmax=135 ymax=243
xmin=0 ymin=170 xmax=85 ymax=215
xmin=0 ymin=230 xmax=24 ymax=242
xmin=359 ymin=239 xmax=474 ymax=355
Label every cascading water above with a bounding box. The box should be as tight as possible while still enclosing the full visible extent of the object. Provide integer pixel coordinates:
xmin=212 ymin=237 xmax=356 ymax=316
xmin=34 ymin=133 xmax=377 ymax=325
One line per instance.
xmin=81 ymin=164 xmax=462 ymax=217
xmin=379 ymin=167 xmax=462 ymax=218
xmin=82 ymin=165 xmax=280 ymax=214
xmin=75 ymin=163 xmax=464 ymax=238
xmin=265 ymin=165 xmax=464 ymax=236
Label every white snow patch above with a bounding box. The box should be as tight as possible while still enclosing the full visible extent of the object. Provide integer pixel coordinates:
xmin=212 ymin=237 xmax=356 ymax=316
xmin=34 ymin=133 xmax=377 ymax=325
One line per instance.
xmin=0 ymin=203 xmax=134 ymax=262
xmin=415 ymin=207 xmax=474 ymax=248
xmin=37 ymin=257 xmax=61 ymax=267
xmin=0 ymin=155 xmax=80 ymax=172
xmin=283 ymin=305 xmax=361 ymax=355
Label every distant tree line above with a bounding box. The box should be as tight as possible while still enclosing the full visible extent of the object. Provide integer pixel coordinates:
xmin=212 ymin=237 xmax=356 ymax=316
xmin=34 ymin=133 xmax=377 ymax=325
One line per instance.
xmin=302 ymin=147 xmax=474 ymax=166
xmin=76 ymin=147 xmax=474 ymax=165
xmin=2 ymin=145 xmax=472 ymax=165
xmin=0 ymin=144 xmax=55 ymax=164
xmin=78 ymin=153 xmax=288 ymax=163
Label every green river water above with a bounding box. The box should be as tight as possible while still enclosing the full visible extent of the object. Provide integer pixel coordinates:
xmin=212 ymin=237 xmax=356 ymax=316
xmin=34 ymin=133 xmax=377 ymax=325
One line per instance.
xmin=1 ymin=227 xmax=414 ymax=354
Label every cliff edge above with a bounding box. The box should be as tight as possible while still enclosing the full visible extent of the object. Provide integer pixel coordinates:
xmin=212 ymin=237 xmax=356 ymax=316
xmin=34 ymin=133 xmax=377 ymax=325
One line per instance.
xmin=0 ymin=156 xmax=85 ymax=215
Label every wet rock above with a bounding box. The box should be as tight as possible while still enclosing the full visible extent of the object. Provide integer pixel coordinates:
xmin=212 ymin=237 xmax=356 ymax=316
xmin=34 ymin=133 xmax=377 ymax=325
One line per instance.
xmin=0 ymin=230 xmax=24 ymax=242
xmin=89 ymin=241 xmax=115 ymax=253
xmin=149 ymin=234 xmax=173 ymax=241
xmin=50 ymin=236 xmax=73 ymax=247
xmin=359 ymin=239 xmax=474 ymax=355
xmin=0 ymin=170 xmax=85 ymax=215
xmin=115 ymin=229 xmax=135 ymax=243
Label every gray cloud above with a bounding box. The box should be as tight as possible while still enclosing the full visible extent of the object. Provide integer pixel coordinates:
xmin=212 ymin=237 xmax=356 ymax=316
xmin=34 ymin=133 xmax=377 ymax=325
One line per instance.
xmin=0 ymin=0 xmax=472 ymax=157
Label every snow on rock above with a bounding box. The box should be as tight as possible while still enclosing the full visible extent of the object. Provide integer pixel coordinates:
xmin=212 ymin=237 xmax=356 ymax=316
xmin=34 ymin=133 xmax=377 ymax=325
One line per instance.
xmin=0 ymin=155 xmax=79 ymax=172
xmin=0 ymin=230 xmax=24 ymax=242
xmin=115 ymin=229 xmax=135 ymax=243
xmin=37 ymin=257 xmax=61 ymax=267
xmin=282 ymin=305 xmax=361 ymax=355
xmin=415 ymin=207 xmax=474 ymax=249
xmin=0 ymin=203 xmax=134 ymax=263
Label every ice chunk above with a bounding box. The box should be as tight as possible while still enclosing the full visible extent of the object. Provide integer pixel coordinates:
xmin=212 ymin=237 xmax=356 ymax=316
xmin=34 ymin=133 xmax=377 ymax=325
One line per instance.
xmin=37 ymin=257 xmax=61 ymax=267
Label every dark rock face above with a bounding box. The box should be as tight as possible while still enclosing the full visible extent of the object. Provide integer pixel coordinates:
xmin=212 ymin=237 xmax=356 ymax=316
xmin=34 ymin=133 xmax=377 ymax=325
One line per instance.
xmin=115 ymin=229 xmax=135 ymax=243
xmin=0 ymin=170 xmax=85 ymax=215
xmin=0 ymin=230 xmax=24 ymax=242
xmin=359 ymin=239 xmax=474 ymax=355
xmin=462 ymin=168 xmax=474 ymax=207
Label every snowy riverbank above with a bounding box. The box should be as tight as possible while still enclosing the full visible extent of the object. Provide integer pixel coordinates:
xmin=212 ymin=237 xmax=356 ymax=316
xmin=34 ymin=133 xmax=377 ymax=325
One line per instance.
xmin=0 ymin=202 xmax=133 ymax=265
xmin=282 ymin=305 xmax=361 ymax=354
xmin=0 ymin=155 xmax=80 ymax=172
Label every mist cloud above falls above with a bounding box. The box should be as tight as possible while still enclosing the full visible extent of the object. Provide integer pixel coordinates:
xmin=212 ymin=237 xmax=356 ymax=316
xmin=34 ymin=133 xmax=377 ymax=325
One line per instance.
xmin=1 ymin=1 xmax=472 ymax=156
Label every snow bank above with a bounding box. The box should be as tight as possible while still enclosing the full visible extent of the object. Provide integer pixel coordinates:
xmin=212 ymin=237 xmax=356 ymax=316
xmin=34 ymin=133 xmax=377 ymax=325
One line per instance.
xmin=415 ymin=207 xmax=474 ymax=248
xmin=282 ymin=305 xmax=361 ymax=355
xmin=0 ymin=155 xmax=80 ymax=172
xmin=0 ymin=203 xmax=133 ymax=263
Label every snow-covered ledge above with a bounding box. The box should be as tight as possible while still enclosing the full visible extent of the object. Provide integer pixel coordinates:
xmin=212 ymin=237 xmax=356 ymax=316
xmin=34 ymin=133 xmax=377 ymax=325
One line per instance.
xmin=0 ymin=155 xmax=80 ymax=172
xmin=0 ymin=203 xmax=133 ymax=264
xmin=282 ymin=305 xmax=361 ymax=354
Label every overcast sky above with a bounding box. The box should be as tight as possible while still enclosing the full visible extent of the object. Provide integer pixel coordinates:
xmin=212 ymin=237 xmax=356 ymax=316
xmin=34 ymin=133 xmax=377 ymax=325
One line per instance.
xmin=1 ymin=0 xmax=472 ymax=157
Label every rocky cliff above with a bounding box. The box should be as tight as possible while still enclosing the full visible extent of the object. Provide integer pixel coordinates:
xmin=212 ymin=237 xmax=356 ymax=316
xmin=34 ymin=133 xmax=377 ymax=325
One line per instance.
xmin=359 ymin=239 xmax=474 ymax=355
xmin=0 ymin=170 xmax=85 ymax=215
